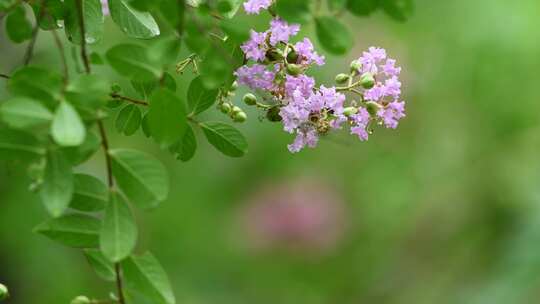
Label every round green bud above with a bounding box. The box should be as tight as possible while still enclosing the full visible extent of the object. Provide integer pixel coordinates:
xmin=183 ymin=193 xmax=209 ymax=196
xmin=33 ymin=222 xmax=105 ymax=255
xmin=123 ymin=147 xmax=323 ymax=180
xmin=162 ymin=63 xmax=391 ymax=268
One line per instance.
xmin=230 ymin=81 xmax=238 ymax=91
xmin=233 ymin=111 xmax=247 ymax=123
xmin=266 ymin=106 xmax=283 ymax=122
xmin=71 ymin=295 xmax=90 ymax=304
xmin=286 ymin=64 xmax=302 ymax=76
xmin=266 ymin=49 xmax=283 ymax=62
xmin=360 ymin=73 xmax=375 ymax=89
xmin=0 ymin=283 xmax=9 ymax=301
xmin=365 ymin=101 xmax=381 ymax=116
xmin=335 ymin=73 xmax=350 ymax=84
xmin=243 ymin=93 xmax=257 ymax=106
xmin=232 ymin=106 xmax=243 ymax=115
xmin=287 ymin=49 xmax=299 ymax=63
xmin=219 ymin=103 xmax=232 ymax=114
xmin=350 ymin=60 xmax=362 ymax=72
xmin=343 ymin=107 xmax=359 ymax=116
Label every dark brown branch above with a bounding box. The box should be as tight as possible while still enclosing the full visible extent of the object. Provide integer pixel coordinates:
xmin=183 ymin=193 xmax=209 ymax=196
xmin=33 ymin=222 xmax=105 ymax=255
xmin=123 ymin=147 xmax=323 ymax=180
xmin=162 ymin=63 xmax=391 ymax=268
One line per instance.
xmin=114 ymin=263 xmax=126 ymax=304
xmin=0 ymin=73 xmax=10 ymax=79
xmin=75 ymin=0 xmax=91 ymax=74
xmin=110 ymin=93 xmax=149 ymax=106
xmin=97 ymin=121 xmax=114 ymax=188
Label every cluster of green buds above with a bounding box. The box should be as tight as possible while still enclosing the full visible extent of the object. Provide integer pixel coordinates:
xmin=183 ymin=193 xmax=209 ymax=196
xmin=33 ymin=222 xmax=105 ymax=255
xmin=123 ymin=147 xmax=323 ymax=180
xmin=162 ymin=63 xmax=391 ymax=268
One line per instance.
xmin=217 ymin=81 xmax=248 ymax=123
xmin=335 ymin=60 xmax=375 ymax=91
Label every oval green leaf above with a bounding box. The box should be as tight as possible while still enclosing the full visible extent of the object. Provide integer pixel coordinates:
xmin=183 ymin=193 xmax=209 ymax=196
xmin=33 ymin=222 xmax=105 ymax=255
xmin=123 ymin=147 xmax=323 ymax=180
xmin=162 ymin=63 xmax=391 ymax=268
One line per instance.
xmin=187 ymin=76 xmax=219 ymax=115
xmin=200 ymin=122 xmax=247 ymax=157
xmin=39 ymin=150 xmax=74 ymax=217
xmin=147 ymin=89 xmax=187 ymax=147
xmin=122 ymin=252 xmax=176 ymax=304
xmin=100 ymin=191 xmax=138 ymax=262
xmin=51 ymin=101 xmax=86 ymax=147
xmin=84 ymin=249 xmax=116 ymax=281
xmin=34 ymin=214 xmax=101 ymax=248
xmin=70 ymin=174 xmax=108 ymax=212
xmin=110 ymin=149 xmax=169 ymax=209
xmin=0 ymin=97 xmax=53 ymax=129
xmin=109 ymin=0 xmax=160 ymax=39
xmin=115 ymin=104 xmax=142 ymax=136
xmin=106 ymin=44 xmax=160 ymax=82
xmin=315 ymin=16 xmax=353 ymax=55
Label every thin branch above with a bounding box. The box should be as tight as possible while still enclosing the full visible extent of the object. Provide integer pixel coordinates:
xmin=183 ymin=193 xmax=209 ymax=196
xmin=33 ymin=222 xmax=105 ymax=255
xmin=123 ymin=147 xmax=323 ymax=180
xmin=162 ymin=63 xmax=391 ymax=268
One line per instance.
xmin=97 ymin=121 xmax=114 ymax=188
xmin=0 ymin=73 xmax=10 ymax=79
xmin=75 ymin=0 xmax=91 ymax=74
xmin=51 ymin=29 xmax=69 ymax=84
xmin=23 ymin=3 xmax=46 ymax=66
xmin=110 ymin=93 xmax=149 ymax=106
xmin=114 ymin=263 xmax=126 ymax=304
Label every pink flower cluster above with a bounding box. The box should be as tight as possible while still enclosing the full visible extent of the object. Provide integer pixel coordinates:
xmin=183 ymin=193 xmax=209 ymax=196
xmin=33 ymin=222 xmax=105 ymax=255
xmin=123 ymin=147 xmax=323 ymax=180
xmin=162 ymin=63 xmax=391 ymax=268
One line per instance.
xmin=243 ymin=0 xmax=273 ymax=14
xmin=236 ymin=3 xmax=406 ymax=153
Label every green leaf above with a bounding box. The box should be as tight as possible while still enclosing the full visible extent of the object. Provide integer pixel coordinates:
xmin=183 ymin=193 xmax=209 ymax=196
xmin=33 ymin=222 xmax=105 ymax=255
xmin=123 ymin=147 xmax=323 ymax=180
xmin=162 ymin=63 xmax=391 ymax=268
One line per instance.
xmin=116 ymin=104 xmax=142 ymax=136
xmin=147 ymin=89 xmax=187 ymax=147
xmin=0 ymin=97 xmax=53 ymax=129
xmin=84 ymin=249 xmax=116 ymax=281
xmin=5 ymin=6 xmax=33 ymax=43
xmin=110 ymin=149 xmax=169 ymax=209
xmin=100 ymin=191 xmax=137 ymax=262
xmin=200 ymin=122 xmax=247 ymax=157
xmin=109 ymin=0 xmax=160 ymax=39
xmin=8 ymin=66 xmax=63 ymax=108
xmin=328 ymin=0 xmax=347 ymax=12
xmin=65 ymin=74 xmax=110 ymax=110
xmin=347 ymin=0 xmax=379 ymax=16
xmin=31 ymin=0 xmax=65 ymax=30
xmin=219 ymin=18 xmax=250 ymax=44
xmin=187 ymin=76 xmax=219 ymax=115
xmin=0 ymin=128 xmax=45 ymax=161
xmin=218 ymin=0 xmax=242 ymax=18
xmin=51 ymin=101 xmax=86 ymax=147
xmin=147 ymin=36 xmax=181 ymax=67
xmin=39 ymin=150 xmax=74 ymax=217
xmin=169 ymin=124 xmax=197 ymax=162
xmin=34 ymin=214 xmax=100 ymax=248
xmin=159 ymin=0 xmax=185 ymax=32
xmin=122 ymin=252 xmax=176 ymax=304
xmin=64 ymin=0 xmax=104 ymax=44
xmin=62 ymin=130 xmax=101 ymax=165
xmin=380 ymin=0 xmax=414 ymax=22
xmin=199 ymin=46 xmax=235 ymax=90
xmin=275 ymin=0 xmax=311 ymax=24
xmin=315 ymin=16 xmax=353 ymax=55
xmin=106 ymin=44 xmax=160 ymax=82
xmin=70 ymin=174 xmax=108 ymax=212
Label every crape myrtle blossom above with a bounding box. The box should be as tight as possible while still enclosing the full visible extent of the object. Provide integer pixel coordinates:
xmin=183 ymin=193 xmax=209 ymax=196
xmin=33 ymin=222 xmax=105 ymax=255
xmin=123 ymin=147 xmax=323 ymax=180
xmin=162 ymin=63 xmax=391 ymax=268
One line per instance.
xmin=244 ymin=0 xmax=273 ymax=14
xmin=235 ymin=4 xmax=407 ymax=152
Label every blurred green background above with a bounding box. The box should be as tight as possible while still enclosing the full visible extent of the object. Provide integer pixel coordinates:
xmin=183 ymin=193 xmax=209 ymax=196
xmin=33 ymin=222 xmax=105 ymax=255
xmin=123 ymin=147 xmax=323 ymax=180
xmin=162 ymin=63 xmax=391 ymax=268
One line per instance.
xmin=2 ymin=0 xmax=540 ymax=303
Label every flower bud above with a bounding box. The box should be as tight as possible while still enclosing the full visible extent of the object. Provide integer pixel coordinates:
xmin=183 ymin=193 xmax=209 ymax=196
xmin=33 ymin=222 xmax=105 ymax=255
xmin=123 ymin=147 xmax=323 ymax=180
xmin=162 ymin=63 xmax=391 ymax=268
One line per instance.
xmin=286 ymin=64 xmax=302 ymax=76
xmin=266 ymin=106 xmax=282 ymax=122
xmin=219 ymin=103 xmax=232 ymax=114
xmin=243 ymin=93 xmax=257 ymax=106
xmin=360 ymin=73 xmax=375 ymax=89
xmin=71 ymin=295 xmax=90 ymax=304
xmin=230 ymin=81 xmax=238 ymax=91
xmin=335 ymin=73 xmax=350 ymax=84
xmin=365 ymin=101 xmax=381 ymax=116
xmin=350 ymin=60 xmax=362 ymax=72
xmin=266 ymin=49 xmax=283 ymax=62
xmin=232 ymin=106 xmax=243 ymax=115
xmin=0 ymin=283 xmax=9 ymax=301
xmin=233 ymin=111 xmax=247 ymax=123
xmin=287 ymin=49 xmax=299 ymax=63
xmin=343 ymin=107 xmax=359 ymax=116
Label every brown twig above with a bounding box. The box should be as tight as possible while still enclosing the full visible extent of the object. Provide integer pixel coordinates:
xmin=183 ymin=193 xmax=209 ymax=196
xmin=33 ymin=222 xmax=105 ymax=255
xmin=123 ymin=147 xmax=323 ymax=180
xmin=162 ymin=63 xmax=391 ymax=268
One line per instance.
xmin=23 ymin=2 xmax=46 ymax=66
xmin=0 ymin=73 xmax=10 ymax=79
xmin=110 ymin=93 xmax=149 ymax=106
